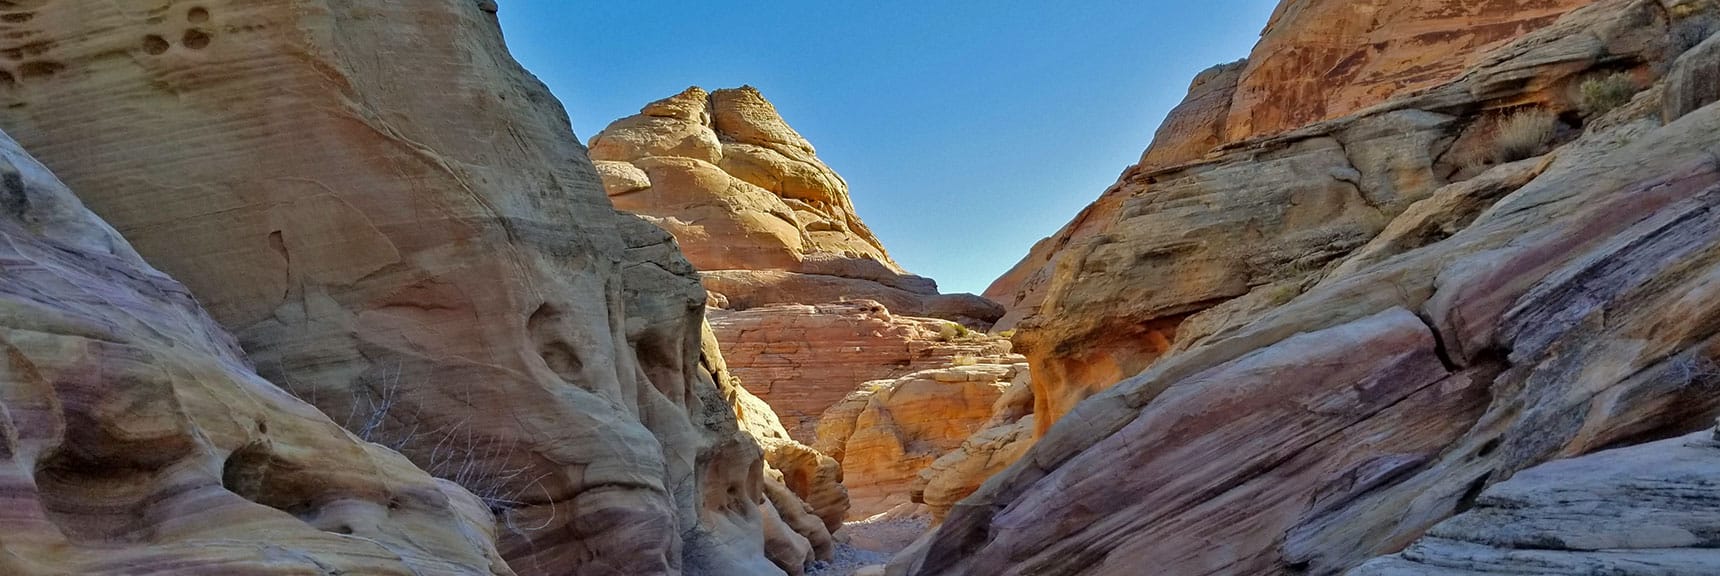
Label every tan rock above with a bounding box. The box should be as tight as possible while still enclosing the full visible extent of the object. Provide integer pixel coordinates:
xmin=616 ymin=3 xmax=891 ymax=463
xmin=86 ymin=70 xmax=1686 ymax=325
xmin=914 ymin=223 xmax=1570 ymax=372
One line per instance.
xmin=816 ymin=361 xmax=1027 ymax=518
xmin=592 ymin=86 xmax=1003 ymax=325
xmin=711 ymin=301 xmax=1013 ymax=442
xmin=0 ymin=1 xmax=796 ymax=574
xmin=986 ymin=0 xmax=1673 ymax=437
xmin=1224 ymin=0 xmax=1592 ymax=142
xmin=0 ymin=129 xmax=511 ymax=575
xmin=913 ymin=375 xmax=1036 ymax=523
xmin=901 ymin=2 xmax=1720 ymax=574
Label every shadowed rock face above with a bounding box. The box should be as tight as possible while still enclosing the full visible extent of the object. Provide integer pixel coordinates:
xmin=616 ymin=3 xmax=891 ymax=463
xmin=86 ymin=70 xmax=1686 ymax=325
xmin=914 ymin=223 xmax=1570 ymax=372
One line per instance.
xmin=0 ymin=128 xmax=512 ymax=575
xmin=0 ymin=1 xmax=802 ymax=574
xmin=591 ymin=86 xmax=1005 ymax=326
xmin=1351 ymin=429 xmax=1720 ymax=575
xmin=903 ymin=1 xmax=1720 ymax=574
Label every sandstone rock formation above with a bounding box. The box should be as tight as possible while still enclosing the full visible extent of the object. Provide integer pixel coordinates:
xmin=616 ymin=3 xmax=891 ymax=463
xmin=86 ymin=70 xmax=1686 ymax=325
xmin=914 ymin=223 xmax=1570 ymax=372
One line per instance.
xmin=985 ymin=0 xmax=1676 ymax=436
xmin=900 ymin=1 xmax=1720 ymax=574
xmin=590 ymin=86 xmax=1003 ymax=326
xmin=814 ymin=358 xmax=1028 ymax=518
xmin=0 ymin=1 xmax=816 ymax=574
xmin=1224 ymin=0 xmax=1595 ymax=143
xmin=1351 ymin=428 xmax=1720 ymax=575
xmin=0 ymin=129 xmax=511 ymax=575
xmin=711 ymin=301 xmax=1013 ymax=442
xmin=911 ymin=377 xmax=1035 ymax=524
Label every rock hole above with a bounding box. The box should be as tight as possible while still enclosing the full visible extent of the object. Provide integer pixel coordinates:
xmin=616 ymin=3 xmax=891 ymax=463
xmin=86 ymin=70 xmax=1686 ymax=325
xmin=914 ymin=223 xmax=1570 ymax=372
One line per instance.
xmin=0 ymin=13 xmax=33 ymax=23
xmin=142 ymin=35 xmax=169 ymax=55
xmin=187 ymin=7 xmax=209 ymax=23
xmin=181 ymin=28 xmax=210 ymax=50
xmin=256 ymin=420 xmax=268 ymax=434
xmin=0 ymin=70 xmax=15 ymax=89
xmin=0 ymin=48 xmax=20 ymax=61
xmin=17 ymin=60 xmax=61 ymax=79
xmin=1454 ymin=471 xmax=1493 ymax=514
xmin=1476 ymin=438 xmax=1500 ymax=458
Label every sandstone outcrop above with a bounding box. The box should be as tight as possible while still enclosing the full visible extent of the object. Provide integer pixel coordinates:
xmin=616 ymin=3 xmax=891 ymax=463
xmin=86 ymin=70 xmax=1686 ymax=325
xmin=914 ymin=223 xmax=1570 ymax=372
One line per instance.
xmin=0 ymin=129 xmax=511 ymax=575
xmin=711 ymin=301 xmax=1013 ymax=442
xmin=911 ymin=377 xmax=1035 ymax=524
xmin=900 ymin=1 xmax=1720 ymax=574
xmin=814 ymin=358 xmax=1028 ymax=518
xmin=591 ymin=86 xmax=1003 ymax=326
xmin=1351 ymin=428 xmax=1720 ymax=575
xmin=986 ymin=0 xmax=1678 ymax=436
xmin=0 ymin=1 xmax=815 ymax=574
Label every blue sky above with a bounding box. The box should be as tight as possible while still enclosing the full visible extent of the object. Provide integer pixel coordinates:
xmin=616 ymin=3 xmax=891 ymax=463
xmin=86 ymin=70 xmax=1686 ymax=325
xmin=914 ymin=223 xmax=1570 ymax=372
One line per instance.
xmin=497 ymin=1 xmax=1278 ymax=295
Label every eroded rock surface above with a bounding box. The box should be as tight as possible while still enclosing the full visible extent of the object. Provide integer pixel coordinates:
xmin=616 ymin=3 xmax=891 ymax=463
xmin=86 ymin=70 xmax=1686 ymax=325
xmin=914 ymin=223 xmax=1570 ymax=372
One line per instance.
xmin=815 ymin=359 xmax=1028 ymax=519
xmin=711 ymin=301 xmax=1013 ymax=442
xmin=591 ymin=86 xmax=1003 ymax=326
xmin=903 ymin=1 xmax=1720 ymax=575
xmin=0 ymin=2 xmax=810 ymax=574
xmin=1351 ymin=429 xmax=1720 ymax=575
xmin=0 ymin=129 xmax=512 ymax=575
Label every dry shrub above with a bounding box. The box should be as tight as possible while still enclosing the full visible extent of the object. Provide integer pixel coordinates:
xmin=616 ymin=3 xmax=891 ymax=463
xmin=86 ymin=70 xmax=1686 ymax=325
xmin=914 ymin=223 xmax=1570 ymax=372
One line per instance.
xmin=1577 ymin=73 xmax=1638 ymax=117
xmin=1492 ymin=109 xmax=1557 ymax=163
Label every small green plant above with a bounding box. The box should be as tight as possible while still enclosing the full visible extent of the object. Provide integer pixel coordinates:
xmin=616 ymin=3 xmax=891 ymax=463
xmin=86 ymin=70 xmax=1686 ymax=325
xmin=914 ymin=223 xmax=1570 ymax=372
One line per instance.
xmin=937 ymin=321 xmax=974 ymax=342
xmin=1577 ymin=73 xmax=1638 ymax=117
xmin=1264 ymin=283 xmax=1302 ymax=305
xmin=1492 ymin=109 xmax=1557 ymax=163
xmin=996 ymin=329 xmax=1017 ymax=339
xmin=950 ymin=354 xmax=979 ymax=367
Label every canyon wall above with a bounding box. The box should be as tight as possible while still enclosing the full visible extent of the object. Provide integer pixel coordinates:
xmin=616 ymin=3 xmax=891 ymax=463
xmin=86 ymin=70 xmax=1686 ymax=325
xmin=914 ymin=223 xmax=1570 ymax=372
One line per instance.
xmin=0 ymin=128 xmax=512 ymax=575
xmin=591 ymin=86 xmax=1003 ymax=325
xmin=988 ymin=0 xmax=1615 ymax=435
xmin=0 ymin=2 xmax=822 ymax=575
xmin=906 ymin=0 xmax=1720 ymax=574
xmin=593 ymin=86 xmax=1022 ymax=527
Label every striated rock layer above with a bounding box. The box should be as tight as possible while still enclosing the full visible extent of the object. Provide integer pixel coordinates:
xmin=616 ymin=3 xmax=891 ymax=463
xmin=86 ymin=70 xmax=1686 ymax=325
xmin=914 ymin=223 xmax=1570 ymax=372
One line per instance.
xmin=0 ymin=129 xmax=511 ymax=574
xmin=906 ymin=1 xmax=1720 ymax=574
xmin=0 ymin=1 xmax=815 ymax=575
xmin=591 ymin=86 xmax=1004 ymax=326
xmin=813 ymin=358 xmax=1029 ymax=519
xmin=1352 ymin=428 xmax=1720 ymax=575
xmin=710 ymin=301 xmax=1013 ymax=442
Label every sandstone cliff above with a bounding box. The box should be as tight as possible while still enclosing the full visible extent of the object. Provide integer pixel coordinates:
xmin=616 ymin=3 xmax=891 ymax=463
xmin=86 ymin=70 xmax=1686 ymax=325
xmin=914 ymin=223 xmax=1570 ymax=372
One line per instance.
xmin=813 ymin=358 xmax=1029 ymax=519
xmin=902 ymin=0 xmax=1720 ymax=574
xmin=0 ymin=2 xmax=818 ymax=574
xmin=711 ymin=301 xmax=1013 ymax=442
xmin=591 ymin=86 xmax=1004 ymax=326
xmin=0 ymin=128 xmax=512 ymax=574
xmin=593 ymin=87 xmax=1020 ymax=535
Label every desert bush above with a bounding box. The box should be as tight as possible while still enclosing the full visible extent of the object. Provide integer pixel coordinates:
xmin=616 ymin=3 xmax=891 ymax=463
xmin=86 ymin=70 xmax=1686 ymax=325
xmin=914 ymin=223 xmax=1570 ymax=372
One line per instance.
xmin=1577 ymin=73 xmax=1638 ymax=117
xmin=1492 ymin=109 xmax=1557 ymax=163
xmin=937 ymin=321 xmax=974 ymax=342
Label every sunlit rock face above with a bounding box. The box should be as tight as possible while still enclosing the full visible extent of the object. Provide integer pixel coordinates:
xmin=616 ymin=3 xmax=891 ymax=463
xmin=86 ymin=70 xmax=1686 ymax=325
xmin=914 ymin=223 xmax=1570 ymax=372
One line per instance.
xmin=984 ymin=0 xmax=1618 ymax=436
xmin=0 ymin=128 xmax=512 ymax=575
xmin=590 ymin=85 xmax=1005 ymax=326
xmin=814 ymin=358 xmax=1029 ymax=519
xmin=901 ymin=0 xmax=1720 ymax=574
xmin=0 ymin=1 xmax=806 ymax=574
xmin=710 ymin=301 xmax=1013 ymax=442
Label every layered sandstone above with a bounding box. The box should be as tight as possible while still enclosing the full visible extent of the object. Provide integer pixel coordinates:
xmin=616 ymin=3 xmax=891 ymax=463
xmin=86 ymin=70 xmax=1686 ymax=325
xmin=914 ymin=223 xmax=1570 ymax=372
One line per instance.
xmin=710 ymin=301 xmax=1013 ymax=442
xmin=900 ymin=1 xmax=1720 ymax=574
xmin=1352 ymin=428 xmax=1720 ymax=575
xmin=0 ymin=129 xmax=511 ymax=575
xmin=591 ymin=86 xmax=1003 ymax=326
xmin=986 ymin=0 xmax=1661 ymax=436
xmin=814 ymin=359 xmax=1028 ymax=519
xmin=0 ymin=2 xmax=815 ymax=574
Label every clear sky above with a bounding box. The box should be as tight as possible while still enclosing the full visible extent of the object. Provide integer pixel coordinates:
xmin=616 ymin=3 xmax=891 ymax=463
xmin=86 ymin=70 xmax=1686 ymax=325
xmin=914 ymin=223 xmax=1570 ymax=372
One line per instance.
xmin=496 ymin=1 xmax=1278 ymax=295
